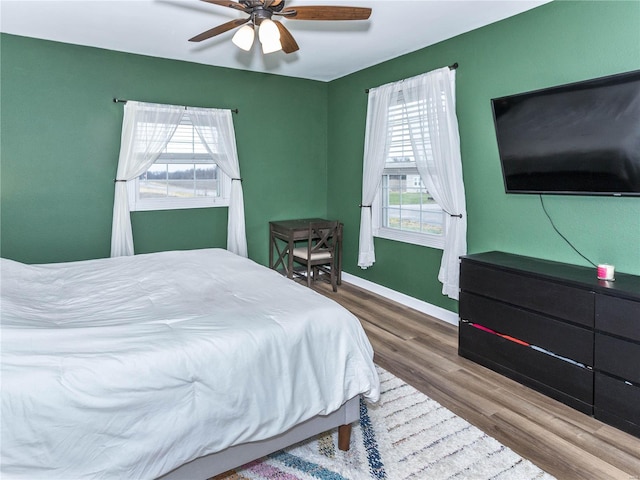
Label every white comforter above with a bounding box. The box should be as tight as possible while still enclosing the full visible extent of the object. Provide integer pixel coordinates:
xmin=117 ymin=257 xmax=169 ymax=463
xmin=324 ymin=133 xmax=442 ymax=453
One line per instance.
xmin=1 ymin=249 xmax=380 ymax=479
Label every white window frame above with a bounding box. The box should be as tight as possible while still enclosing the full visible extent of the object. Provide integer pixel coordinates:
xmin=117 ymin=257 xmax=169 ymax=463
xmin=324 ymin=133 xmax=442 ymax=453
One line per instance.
xmin=128 ymin=114 xmax=231 ymax=212
xmin=372 ymin=170 xmax=445 ymax=250
xmin=372 ymin=94 xmax=445 ymax=250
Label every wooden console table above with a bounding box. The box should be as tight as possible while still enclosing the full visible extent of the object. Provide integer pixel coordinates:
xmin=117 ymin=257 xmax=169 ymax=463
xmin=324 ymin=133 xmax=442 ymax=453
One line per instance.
xmin=269 ymin=218 xmax=343 ymax=283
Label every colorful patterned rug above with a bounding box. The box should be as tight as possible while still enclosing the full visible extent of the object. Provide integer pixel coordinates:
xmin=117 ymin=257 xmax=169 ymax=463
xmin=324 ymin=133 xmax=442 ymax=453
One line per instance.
xmin=214 ymin=366 xmax=555 ymax=480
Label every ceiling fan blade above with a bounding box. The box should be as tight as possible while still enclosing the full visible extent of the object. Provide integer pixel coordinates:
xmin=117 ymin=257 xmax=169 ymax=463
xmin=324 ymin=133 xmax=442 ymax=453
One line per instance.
xmin=279 ymin=6 xmax=372 ymax=21
xmin=189 ymin=17 xmax=250 ymax=42
xmin=200 ymin=0 xmax=248 ymax=12
xmin=274 ymin=20 xmax=299 ymax=54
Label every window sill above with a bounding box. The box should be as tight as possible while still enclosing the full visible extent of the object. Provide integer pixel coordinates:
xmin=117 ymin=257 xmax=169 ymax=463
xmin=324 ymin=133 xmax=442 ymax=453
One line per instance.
xmin=130 ymin=199 xmax=230 ymax=212
xmin=374 ymin=227 xmax=444 ymax=250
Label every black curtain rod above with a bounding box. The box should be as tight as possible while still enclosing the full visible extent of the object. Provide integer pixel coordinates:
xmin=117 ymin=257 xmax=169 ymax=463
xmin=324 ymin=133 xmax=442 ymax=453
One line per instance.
xmin=364 ymin=62 xmax=458 ymax=94
xmin=113 ymin=98 xmax=238 ymax=114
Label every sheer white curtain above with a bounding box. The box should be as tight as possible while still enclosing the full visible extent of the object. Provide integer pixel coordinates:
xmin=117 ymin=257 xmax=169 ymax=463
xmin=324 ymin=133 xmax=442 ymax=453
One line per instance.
xmin=189 ymin=107 xmax=247 ymax=257
xmin=357 ymin=67 xmax=467 ymax=300
xmin=402 ymin=67 xmax=467 ymax=300
xmin=357 ymin=83 xmax=395 ymax=268
xmin=110 ymin=101 xmax=184 ymax=257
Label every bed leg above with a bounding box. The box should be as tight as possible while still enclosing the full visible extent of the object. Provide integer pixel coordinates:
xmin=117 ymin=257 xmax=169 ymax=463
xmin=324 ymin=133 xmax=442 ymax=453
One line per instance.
xmin=338 ymin=424 xmax=352 ymax=451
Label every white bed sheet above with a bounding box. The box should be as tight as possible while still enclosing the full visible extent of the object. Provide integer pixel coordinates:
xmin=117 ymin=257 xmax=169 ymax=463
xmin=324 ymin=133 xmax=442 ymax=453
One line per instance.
xmin=1 ymin=248 xmax=380 ymax=479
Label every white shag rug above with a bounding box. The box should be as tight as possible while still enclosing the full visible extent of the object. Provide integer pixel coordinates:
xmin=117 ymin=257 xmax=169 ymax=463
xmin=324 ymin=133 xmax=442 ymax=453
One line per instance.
xmin=215 ymin=366 xmax=556 ymax=480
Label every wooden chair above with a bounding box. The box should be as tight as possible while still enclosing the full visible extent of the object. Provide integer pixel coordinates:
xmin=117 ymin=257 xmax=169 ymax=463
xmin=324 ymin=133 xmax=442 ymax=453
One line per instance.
xmin=292 ymin=221 xmax=340 ymax=292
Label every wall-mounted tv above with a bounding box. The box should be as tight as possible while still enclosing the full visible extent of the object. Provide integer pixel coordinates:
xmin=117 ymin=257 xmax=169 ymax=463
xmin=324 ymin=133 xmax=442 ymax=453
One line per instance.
xmin=491 ymin=69 xmax=640 ymax=196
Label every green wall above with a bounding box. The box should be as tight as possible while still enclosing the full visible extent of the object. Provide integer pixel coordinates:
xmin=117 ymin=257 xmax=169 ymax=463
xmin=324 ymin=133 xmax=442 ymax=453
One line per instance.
xmin=327 ymin=0 xmax=640 ymax=312
xmin=0 ymin=34 xmax=328 ymax=265
xmin=2 ymin=1 xmax=640 ymax=315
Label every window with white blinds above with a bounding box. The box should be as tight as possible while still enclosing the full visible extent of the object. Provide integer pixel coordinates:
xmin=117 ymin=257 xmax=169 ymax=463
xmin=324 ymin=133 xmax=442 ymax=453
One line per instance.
xmin=128 ymin=114 xmax=231 ymax=211
xmin=372 ymin=93 xmax=445 ymax=249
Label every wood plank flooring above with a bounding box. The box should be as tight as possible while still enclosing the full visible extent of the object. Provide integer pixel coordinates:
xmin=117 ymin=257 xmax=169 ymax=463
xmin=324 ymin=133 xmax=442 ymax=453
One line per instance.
xmin=309 ymin=280 xmax=640 ymax=480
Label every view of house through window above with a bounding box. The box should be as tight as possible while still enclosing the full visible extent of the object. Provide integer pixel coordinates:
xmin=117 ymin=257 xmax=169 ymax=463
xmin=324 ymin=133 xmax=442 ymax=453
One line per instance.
xmin=374 ymin=95 xmax=445 ymax=248
xmin=129 ymin=114 xmax=230 ymax=211
xmin=381 ymin=164 xmax=443 ymax=236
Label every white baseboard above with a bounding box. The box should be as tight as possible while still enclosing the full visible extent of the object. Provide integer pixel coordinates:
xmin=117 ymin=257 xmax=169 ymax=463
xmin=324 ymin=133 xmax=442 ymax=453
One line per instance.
xmin=341 ymin=272 xmax=459 ymax=326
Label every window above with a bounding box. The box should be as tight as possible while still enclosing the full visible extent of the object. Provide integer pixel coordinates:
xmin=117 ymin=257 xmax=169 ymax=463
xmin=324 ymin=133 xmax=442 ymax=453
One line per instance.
xmin=128 ymin=114 xmax=231 ymax=211
xmin=372 ymin=95 xmax=445 ymax=249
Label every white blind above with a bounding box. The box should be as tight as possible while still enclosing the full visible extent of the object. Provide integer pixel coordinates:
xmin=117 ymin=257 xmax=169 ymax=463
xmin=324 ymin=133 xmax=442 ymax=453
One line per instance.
xmin=161 ymin=114 xmax=213 ymax=163
xmin=136 ymin=114 xmax=221 ymax=163
xmin=387 ymin=89 xmax=447 ymax=167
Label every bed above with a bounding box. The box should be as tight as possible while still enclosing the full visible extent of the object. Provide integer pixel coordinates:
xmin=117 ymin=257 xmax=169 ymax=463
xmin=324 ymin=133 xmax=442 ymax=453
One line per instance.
xmin=1 ymin=248 xmax=380 ymax=479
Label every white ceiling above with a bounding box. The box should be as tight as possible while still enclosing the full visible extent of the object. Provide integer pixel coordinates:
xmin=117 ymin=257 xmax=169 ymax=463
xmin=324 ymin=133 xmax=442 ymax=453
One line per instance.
xmin=0 ymin=0 xmax=551 ymax=82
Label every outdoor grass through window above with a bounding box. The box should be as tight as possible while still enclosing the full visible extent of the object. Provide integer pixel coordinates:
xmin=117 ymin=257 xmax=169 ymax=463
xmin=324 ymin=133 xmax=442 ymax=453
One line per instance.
xmin=139 ymin=164 xmax=218 ymax=199
xmin=382 ymin=173 xmax=443 ymax=236
xmin=129 ymin=113 xmax=231 ymax=211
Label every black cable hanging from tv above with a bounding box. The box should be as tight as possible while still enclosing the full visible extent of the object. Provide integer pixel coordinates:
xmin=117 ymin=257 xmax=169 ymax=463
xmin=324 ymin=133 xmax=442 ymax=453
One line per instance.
xmin=539 ymin=195 xmax=597 ymax=267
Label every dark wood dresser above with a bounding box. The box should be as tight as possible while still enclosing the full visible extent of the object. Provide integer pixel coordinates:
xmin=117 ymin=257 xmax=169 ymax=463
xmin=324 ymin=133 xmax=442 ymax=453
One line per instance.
xmin=458 ymin=251 xmax=640 ymax=438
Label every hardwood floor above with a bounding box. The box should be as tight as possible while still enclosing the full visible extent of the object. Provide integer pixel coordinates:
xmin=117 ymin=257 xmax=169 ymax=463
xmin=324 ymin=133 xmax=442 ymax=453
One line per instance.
xmin=310 ymin=280 xmax=640 ymax=480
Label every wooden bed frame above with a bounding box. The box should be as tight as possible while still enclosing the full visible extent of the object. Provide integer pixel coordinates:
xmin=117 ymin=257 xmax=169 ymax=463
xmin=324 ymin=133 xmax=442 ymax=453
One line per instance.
xmin=157 ymin=395 xmax=360 ymax=479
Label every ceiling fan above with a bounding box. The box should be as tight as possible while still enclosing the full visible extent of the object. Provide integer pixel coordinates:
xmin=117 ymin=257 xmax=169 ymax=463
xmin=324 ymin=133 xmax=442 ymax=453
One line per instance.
xmin=189 ymin=0 xmax=372 ymax=54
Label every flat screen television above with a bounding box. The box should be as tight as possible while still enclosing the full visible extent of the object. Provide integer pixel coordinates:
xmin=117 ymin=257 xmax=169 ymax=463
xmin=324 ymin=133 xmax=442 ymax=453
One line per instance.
xmin=491 ymin=69 xmax=640 ymax=196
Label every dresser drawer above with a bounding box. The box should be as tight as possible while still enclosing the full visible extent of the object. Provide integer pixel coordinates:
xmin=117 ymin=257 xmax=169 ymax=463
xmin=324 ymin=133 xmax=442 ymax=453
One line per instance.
xmin=460 ymin=262 xmax=594 ymax=327
xmin=595 ymin=295 xmax=640 ymax=341
xmin=460 ymin=292 xmax=593 ymax=366
xmin=459 ymin=321 xmax=593 ymax=412
xmin=594 ymin=372 xmax=640 ymax=438
xmin=595 ymin=333 xmax=640 ymax=383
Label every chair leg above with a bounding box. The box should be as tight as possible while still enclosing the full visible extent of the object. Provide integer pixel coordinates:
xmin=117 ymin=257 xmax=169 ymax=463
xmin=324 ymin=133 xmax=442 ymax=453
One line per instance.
xmin=307 ymin=263 xmax=312 ymax=288
xmin=331 ymin=265 xmax=337 ymax=292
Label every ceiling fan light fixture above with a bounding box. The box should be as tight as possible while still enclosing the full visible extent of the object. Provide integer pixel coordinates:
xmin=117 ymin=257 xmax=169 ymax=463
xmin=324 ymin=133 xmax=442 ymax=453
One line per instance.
xmin=258 ymin=18 xmax=282 ymax=53
xmin=232 ymin=24 xmax=255 ymax=51
xmin=189 ymin=0 xmax=372 ymax=56
xmin=261 ymin=38 xmax=282 ymax=54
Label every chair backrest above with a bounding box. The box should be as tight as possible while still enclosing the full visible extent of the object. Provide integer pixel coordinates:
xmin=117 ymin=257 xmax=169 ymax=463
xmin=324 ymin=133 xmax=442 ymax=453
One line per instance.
xmin=308 ymin=221 xmax=339 ymax=256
